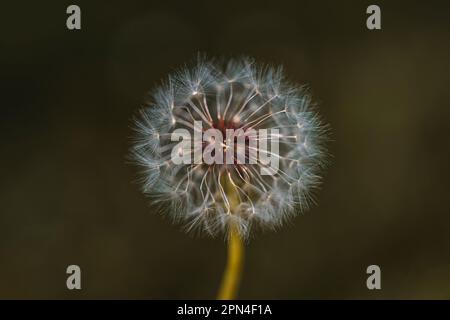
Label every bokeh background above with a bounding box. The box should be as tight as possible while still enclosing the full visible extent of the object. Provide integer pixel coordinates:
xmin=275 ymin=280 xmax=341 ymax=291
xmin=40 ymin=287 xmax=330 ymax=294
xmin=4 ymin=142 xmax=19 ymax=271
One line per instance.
xmin=1 ymin=0 xmax=450 ymax=299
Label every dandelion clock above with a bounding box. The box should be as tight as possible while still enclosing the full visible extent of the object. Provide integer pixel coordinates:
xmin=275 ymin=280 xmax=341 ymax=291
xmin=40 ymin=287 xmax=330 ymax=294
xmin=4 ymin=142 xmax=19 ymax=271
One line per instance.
xmin=131 ymin=56 xmax=328 ymax=299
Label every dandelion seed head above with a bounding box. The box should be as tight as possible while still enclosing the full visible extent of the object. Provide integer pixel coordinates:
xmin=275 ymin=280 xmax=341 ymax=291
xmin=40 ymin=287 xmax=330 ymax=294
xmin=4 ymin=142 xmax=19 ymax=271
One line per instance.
xmin=131 ymin=56 xmax=329 ymax=237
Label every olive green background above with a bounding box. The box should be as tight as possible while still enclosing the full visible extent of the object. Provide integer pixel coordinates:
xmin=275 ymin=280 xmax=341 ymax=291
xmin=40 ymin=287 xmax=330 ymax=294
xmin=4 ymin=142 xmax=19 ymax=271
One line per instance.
xmin=1 ymin=0 xmax=449 ymax=299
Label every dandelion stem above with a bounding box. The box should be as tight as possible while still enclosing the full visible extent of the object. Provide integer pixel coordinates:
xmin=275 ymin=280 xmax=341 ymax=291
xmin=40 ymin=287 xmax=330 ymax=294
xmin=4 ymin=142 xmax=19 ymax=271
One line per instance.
xmin=217 ymin=223 xmax=244 ymax=300
xmin=217 ymin=176 xmax=244 ymax=300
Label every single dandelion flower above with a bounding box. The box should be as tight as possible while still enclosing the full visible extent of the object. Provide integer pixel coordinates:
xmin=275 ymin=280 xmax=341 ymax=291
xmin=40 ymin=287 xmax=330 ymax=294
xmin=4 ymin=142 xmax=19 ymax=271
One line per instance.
xmin=131 ymin=56 xmax=328 ymax=299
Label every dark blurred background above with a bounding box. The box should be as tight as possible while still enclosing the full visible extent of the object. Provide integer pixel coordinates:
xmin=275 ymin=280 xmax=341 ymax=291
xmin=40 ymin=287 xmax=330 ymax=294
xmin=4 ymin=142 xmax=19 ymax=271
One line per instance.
xmin=1 ymin=0 xmax=450 ymax=299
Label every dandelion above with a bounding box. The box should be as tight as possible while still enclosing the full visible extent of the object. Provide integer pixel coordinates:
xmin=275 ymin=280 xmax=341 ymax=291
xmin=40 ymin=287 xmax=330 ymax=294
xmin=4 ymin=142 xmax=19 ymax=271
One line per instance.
xmin=131 ymin=56 xmax=328 ymax=299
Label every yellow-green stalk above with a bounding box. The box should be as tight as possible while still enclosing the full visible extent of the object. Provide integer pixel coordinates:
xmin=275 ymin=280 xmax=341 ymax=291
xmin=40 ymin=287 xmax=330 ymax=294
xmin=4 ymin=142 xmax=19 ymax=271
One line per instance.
xmin=217 ymin=178 xmax=244 ymax=300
